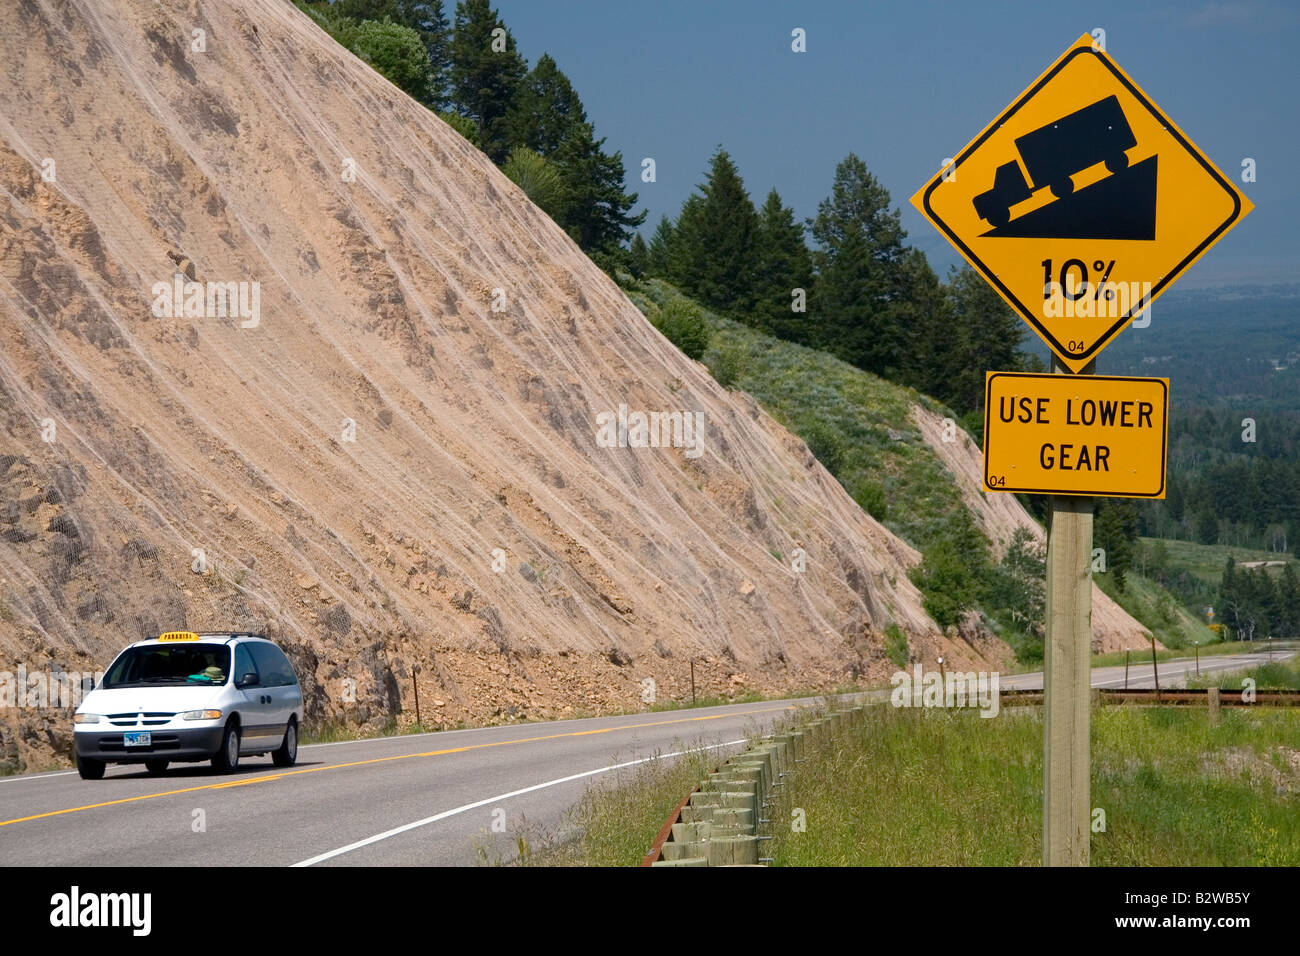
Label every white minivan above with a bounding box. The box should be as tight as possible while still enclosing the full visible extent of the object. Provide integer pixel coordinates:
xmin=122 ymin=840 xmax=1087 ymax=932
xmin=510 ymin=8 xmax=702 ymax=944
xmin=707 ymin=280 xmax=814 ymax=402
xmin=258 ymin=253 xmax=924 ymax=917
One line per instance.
xmin=73 ymin=631 xmax=303 ymax=779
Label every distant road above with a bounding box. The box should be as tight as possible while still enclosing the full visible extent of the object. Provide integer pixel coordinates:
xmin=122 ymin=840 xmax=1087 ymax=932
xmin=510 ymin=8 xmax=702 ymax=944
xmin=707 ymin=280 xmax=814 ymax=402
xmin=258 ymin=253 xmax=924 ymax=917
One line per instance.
xmin=0 ymin=650 xmax=1288 ymax=866
xmin=1002 ymin=649 xmax=1294 ymax=692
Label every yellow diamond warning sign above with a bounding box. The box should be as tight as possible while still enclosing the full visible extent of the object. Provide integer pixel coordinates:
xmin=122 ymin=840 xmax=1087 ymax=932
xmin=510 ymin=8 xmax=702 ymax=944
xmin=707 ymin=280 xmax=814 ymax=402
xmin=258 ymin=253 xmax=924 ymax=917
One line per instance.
xmin=983 ymin=372 xmax=1168 ymax=498
xmin=912 ymin=34 xmax=1252 ymax=373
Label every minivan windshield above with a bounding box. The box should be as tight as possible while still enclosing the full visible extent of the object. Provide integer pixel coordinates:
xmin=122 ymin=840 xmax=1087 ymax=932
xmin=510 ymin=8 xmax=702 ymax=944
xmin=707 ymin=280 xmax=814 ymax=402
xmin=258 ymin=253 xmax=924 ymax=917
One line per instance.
xmin=102 ymin=644 xmax=231 ymax=689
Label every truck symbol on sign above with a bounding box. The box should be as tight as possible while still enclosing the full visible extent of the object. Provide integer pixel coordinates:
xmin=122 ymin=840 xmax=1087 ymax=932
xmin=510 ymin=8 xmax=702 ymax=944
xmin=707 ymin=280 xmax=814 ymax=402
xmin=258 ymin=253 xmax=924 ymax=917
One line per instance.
xmin=973 ymin=95 xmax=1137 ymax=228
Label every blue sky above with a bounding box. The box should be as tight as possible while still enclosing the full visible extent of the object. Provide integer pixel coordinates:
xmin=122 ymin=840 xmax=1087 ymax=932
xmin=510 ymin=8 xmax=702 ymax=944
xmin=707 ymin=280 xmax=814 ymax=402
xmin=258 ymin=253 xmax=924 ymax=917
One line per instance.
xmin=492 ymin=0 xmax=1297 ymax=285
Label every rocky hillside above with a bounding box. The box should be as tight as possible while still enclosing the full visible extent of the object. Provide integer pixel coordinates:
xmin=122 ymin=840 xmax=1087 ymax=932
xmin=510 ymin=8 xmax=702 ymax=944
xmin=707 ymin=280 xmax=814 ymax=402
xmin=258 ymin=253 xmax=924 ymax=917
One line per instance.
xmin=0 ymin=0 xmax=989 ymax=769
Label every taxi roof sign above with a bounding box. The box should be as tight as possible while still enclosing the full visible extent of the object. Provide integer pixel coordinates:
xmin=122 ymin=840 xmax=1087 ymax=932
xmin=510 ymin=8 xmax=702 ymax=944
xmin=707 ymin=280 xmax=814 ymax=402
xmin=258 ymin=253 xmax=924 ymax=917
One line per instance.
xmin=912 ymin=34 xmax=1252 ymax=373
xmin=157 ymin=631 xmax=200 ymax=642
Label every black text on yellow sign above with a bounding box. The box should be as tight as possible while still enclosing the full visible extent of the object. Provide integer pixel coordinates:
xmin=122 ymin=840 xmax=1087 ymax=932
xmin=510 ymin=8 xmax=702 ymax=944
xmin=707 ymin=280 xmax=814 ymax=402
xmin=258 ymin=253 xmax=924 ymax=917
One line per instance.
xmin=911 ymin=34 xmax=1251 ymax=373
xmin=983 ymin=372 xmax=1168 ymax=498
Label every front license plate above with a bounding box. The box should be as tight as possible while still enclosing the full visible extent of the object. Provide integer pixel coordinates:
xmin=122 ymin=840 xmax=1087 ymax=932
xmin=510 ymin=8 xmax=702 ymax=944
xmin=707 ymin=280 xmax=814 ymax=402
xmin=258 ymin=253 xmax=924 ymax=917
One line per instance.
xmin=123 ymin=731 xmax=151 ymax=747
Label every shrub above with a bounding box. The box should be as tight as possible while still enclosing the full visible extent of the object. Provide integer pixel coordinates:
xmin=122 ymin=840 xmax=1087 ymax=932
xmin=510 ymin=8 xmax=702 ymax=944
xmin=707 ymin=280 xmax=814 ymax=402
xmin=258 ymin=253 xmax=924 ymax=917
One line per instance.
xmin=983 ymin=526 xmax=1046 ymax=639
xmin=437 ymin=110 xmax=479 ymax=146
xmin=884 ymin=623 xmax=909 ymax=669
xmin=849 ymin=477 xmax=888 ymax=521
xmin=800 ymin=420 xmax=846 ymax=477
xmin=709 ymin=342 xmax=750 ymax=389
xmin=910 ymin=512 xmax=991 ymax=629
xmin=502 ymin=147 xmax=565 ymax=217
xmin=654 ymin=298 xmax=709 ymax=360
xmin=351 ymin=20 xmax=432 ymax=102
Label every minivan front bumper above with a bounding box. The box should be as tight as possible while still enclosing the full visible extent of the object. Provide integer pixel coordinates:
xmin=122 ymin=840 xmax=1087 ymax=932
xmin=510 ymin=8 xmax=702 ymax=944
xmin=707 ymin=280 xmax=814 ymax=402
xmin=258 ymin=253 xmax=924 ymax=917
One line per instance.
xmin=74 ymin=724 xmax=225 ymax=762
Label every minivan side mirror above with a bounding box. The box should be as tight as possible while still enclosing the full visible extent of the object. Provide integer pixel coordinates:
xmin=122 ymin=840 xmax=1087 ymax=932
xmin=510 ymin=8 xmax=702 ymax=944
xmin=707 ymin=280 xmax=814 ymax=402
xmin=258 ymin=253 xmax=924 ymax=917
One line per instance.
xmin=236 ymin=672 xmax=260 ymax=688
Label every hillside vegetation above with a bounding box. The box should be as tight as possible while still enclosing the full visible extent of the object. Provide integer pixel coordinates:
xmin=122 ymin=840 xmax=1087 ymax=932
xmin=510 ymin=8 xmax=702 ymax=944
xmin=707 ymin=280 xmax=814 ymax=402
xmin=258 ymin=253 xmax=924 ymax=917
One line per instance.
xmin=622 ymin=277 xmax=1165 ymax=662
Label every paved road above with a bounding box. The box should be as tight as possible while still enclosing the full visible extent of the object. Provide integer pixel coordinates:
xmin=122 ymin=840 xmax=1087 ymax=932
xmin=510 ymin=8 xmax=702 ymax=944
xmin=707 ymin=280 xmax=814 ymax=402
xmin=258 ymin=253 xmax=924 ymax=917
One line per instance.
xmin=1000 ymin=649 xmax=1294 ymax=692
xmin=0 ymin=650 xmax=1288 ymax=866
xmin=0 ymin=701 xmax=797 ymax=866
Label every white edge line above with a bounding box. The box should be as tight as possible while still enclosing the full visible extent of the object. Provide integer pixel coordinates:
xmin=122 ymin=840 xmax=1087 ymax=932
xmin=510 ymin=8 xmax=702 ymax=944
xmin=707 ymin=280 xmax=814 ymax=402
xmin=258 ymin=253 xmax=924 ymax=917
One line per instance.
xmin=0 ymin=770 xmax=77 ymax=785
xmin=290 ymin=738 xmax=748 ymax=867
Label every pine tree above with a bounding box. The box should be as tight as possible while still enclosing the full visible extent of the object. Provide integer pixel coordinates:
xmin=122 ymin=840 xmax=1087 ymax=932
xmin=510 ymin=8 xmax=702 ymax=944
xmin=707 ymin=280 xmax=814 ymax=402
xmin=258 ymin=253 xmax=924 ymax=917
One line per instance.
xmin=752 ymin=189 xmax=813 ymax=339
xmin=808 ymin=153 xmax=909 ymax=375
xmin=1254 ymin=569 xmax=1278 ymax=637
xmin=665 ymin=195 xmax=705 ymax=286
xmin=551 ymin=122 xmax=643 ymax=259
xmin=941 ymin=266 xmax=1029 ymax=414
xmin=627 ymin=233 xmax=649 ymax=278
xmin=672 ymin=149 xmax=759 ymax=315
xmin=1165 ymin=472 xmax=1186 ymax=524
xmin=1279 ymin=563 xmax=1300 ymax=636
xmin=449 ymin=0 xmax=526 ymax=163
xmin=891 ymin=249 xmax=954 ymax=403
xmin=394 ymin=0 xmax=451 ymax=108
xmin=807 ymin=225 xmax=878 ymax=363
xmin=646 ymin=216 xmax=675 ymax=277
xmin=1095 ymin=500 xmax=1139 ymax=591
xmin=505 ymin=53 xmax=585 ymax=156
xmin=1220 ymin=556 xmax=1243 ymax=639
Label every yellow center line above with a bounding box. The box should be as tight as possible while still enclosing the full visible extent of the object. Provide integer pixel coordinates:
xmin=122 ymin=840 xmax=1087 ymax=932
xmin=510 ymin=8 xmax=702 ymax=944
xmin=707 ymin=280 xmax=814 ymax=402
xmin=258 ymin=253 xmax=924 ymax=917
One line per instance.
xmin=0 ymin=705 xmax=795 ymax=827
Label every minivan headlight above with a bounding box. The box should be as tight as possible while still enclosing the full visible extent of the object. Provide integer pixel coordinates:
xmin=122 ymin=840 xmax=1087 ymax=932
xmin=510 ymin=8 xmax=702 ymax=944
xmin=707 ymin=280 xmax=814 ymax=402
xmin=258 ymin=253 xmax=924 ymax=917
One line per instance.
xmin=73 ymin=713 xmax=101 ymax=724
xmin=179 ymin=710 xmax=223 ymax=720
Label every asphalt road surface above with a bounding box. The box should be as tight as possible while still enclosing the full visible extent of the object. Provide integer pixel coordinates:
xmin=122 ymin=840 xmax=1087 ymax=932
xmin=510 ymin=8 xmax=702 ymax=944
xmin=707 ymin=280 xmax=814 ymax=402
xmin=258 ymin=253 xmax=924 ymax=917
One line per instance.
xmin=0 ymin=650 xmax=1289 ymax=866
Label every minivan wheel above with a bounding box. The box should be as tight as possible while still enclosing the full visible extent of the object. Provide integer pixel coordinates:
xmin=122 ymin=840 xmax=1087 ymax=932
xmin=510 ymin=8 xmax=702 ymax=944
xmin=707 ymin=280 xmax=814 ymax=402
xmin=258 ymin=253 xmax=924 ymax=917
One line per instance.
xmin=76 ymin=753 xmax=106 ymax=780
xmin=145 ymin=759 xmax=169 ymax=775
xmin=272 ymin=719 xmax=298 ymax=767
xmin=211 ymin=720 xmax=241 ymax=773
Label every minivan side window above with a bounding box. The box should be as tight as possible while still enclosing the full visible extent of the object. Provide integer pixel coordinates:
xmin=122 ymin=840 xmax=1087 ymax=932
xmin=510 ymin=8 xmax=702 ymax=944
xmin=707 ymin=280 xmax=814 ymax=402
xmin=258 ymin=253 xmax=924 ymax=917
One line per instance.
xmin=234 ymin=644 xmax=258 ymax=686
xmin=248 ymin=643 xmax=295 ymax=687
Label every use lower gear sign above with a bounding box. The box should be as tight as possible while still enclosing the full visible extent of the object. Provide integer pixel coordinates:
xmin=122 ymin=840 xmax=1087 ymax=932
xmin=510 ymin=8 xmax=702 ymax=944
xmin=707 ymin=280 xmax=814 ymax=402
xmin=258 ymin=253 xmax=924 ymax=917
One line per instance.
xmin=909 ymin=33 xmax=1252 ymax=865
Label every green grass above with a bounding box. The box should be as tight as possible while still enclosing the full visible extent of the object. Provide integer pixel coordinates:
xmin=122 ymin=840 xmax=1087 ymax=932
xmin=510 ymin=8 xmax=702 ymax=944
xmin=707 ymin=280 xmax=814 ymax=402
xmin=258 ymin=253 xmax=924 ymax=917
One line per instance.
xmin=768 ymin=704 xmax=1300 ymax=865
xmin=1095 ymin=571 xmax=1215 ymax=649
xmin=1143 ymin=536 xmax=1296 ymax=589
xmin=1089 ymin=639 xmax=1285 ymax=669
xmin=500 ymin=739 xmax=729 ymax=866
xmin=884 ymin=623 xmax=909 ymax=669
xmin=1187 ymin=654 xmax=1300 ymax=691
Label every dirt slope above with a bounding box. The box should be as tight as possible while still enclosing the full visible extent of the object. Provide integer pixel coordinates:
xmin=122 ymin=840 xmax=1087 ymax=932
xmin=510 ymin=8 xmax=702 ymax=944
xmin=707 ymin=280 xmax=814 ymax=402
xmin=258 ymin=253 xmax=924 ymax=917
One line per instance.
xmin=0 ymin=0 xmax=998 ymax=768
xmin=913 ymin=405 xmax=1157 ymax=653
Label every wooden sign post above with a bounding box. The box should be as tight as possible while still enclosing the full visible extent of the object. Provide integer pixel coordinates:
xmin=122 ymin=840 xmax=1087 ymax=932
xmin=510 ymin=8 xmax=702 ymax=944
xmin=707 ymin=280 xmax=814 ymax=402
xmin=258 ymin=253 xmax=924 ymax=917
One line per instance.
xmin=1041 ymin=362 xmax=1093 ymax=866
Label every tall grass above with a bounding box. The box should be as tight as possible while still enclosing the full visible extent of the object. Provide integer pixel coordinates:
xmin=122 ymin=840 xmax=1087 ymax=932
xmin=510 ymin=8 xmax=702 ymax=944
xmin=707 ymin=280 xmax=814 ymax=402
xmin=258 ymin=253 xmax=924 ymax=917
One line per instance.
xmin=499 ymin=738 xmax=732 ymax=866
xmin=768 ymin=704 xmax=1300 ymax=866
